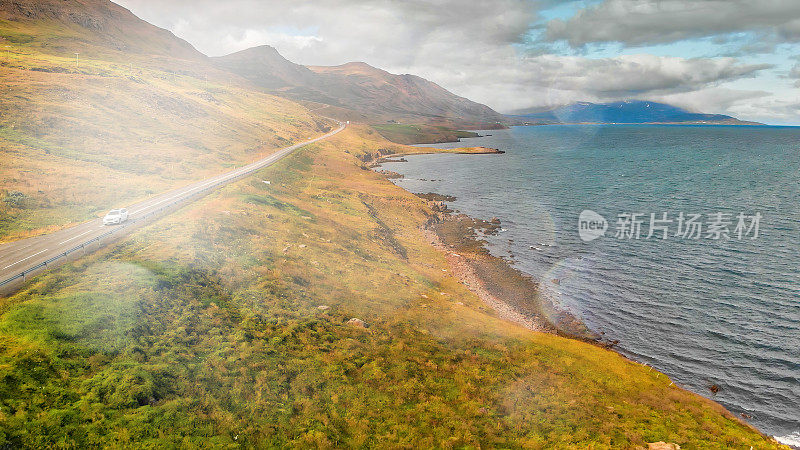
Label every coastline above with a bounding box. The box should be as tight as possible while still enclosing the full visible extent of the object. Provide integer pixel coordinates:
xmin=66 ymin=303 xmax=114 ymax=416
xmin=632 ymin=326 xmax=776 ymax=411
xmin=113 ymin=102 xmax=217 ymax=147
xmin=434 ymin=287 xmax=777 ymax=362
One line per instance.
xmin=374 ymin=153 xmax=593 ymax=342
xmin=372 ymin=146 xmax=790 ymax=448
xmin=0 ymin=123 xmax=787 ymax=447
xmin=422 ymin=211 xmax=596 ymax=341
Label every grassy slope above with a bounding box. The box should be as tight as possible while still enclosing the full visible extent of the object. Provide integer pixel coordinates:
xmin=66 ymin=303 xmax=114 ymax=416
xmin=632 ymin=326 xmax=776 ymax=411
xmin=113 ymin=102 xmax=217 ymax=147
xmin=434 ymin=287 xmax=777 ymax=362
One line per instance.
xmin=0 ymin=125 xmax=783 ymax=449
xmin=372 ymin=123 xmax=480 ymax=145
xmin=0 ymin=19 xmax=331 ymax=242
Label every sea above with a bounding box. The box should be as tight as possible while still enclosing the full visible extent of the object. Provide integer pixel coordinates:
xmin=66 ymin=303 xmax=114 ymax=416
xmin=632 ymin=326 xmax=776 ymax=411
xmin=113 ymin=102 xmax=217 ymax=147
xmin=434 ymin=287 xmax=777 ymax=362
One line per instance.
xmin=378 ymin=125 xmax=800 ymax=445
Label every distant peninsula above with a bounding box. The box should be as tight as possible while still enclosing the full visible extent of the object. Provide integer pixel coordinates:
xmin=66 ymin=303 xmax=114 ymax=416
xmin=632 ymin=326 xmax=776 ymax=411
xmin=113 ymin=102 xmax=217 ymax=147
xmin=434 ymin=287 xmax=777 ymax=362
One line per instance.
xmin=508 ymin=100 xmax=764 ymax=126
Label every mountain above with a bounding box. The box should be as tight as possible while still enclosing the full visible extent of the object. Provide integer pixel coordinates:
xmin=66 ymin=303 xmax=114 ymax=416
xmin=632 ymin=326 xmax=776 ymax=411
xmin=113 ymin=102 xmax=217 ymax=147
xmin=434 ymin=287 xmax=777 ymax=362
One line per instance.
xmin=2 ymin=0 xmax=504 ymax=128
xmin=0 ymin=0 xmax=205 ymax=61
xmin=214 ymin=45 xmax=506 ymax=127
xmin=509 ymin=100 xmax=763 ymax=125
xmin=211 ymin=45 xmax=318 ymax=91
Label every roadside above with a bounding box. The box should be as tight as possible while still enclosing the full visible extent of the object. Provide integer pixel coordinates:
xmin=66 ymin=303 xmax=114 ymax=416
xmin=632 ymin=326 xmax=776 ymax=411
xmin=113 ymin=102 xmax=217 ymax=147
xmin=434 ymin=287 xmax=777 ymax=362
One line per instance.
xmin=0 ymin=122 xmax=344 ymax=295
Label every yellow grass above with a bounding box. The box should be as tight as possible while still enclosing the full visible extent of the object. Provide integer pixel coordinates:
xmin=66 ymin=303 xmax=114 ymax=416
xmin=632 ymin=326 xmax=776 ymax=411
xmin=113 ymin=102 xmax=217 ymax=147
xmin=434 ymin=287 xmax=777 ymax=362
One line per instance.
xmin=0 ymin=124 xmax=786 ymax=448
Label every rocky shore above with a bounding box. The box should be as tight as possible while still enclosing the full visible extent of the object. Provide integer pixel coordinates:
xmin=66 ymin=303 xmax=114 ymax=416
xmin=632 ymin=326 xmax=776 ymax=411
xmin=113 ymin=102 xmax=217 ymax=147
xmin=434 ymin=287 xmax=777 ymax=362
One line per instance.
xmin=422 ymin=207 xmax=597 ymax=341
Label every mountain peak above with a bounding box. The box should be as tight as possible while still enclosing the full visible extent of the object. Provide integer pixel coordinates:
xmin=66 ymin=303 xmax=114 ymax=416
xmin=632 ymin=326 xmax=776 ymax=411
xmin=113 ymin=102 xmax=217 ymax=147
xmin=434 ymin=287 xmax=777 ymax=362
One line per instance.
xmin=214 ymin=45 xmax=316 ymax=91
xmin=234 ymin=45 xmax=281 ymax=56
xmin=216 ymin=46 xmax=505 ymax=126
xmin=0 ymin=0 xmax=204 ymax=60
xmin=308 ymin=61 xmax=390 ymax=78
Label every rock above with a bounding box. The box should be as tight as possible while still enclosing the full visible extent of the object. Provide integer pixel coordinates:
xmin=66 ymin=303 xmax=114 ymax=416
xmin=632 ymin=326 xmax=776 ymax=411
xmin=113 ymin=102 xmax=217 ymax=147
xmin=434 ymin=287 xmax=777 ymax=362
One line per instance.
xmin=646 ymin=443 xmax=681 ymax=450
xmin=347 ymin=318 xmax=367 ymax=328
xmin=317 ymin=305 xmax=330 ymax=311
xmin=709 ymin=384 xmax=720 ymax=394
xmin=490 ymin=217 xmax=501 ymax=224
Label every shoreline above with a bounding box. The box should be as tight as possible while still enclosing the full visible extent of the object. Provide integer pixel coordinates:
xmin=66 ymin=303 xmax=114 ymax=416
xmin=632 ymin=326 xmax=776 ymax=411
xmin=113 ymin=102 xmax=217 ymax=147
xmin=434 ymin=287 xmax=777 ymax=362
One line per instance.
xmin=422 ymin=211 xmax=597 ymax=341
xmin=373 ymin=151 xmax=789 ymax=447
xmin=373 ymin=155 xmax=597 ymax=343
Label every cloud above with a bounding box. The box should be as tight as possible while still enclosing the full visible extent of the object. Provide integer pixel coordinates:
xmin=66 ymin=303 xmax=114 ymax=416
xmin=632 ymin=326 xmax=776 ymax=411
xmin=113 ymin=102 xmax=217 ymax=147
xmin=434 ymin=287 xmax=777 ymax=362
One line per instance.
xmin=790 ymin=63 xmax=800 ymax=87
xmin=526 ymin=55 xmax=769 ymax=98
xmin=546 ymin=0 xmax=800 ymax=47
xmin=654 ymin=87 xmax=772 ymax=114
xmin=112 ymin=0 xmax=797 ymax=123
xmin=115 ymin=0 xmax=535 ymax=61
xmin=725 ymin=98 xmax=800 ymax=125
xmin=432 ymin=54 xmax=770 ymax=113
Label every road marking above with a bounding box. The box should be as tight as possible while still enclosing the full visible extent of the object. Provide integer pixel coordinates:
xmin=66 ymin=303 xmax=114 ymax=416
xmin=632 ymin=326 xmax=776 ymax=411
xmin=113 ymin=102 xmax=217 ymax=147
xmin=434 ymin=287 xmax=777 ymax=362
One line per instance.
xmin=3 ymin=248 xmax=49 ymax=270
xmin=59 ymin=229 xmax=94 ymax=245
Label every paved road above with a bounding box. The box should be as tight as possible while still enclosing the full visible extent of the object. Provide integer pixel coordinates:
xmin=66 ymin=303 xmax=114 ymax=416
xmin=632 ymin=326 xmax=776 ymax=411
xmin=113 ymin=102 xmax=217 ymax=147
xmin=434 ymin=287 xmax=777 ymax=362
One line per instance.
xmin=0 ymin=121 xmax=345 ymax=292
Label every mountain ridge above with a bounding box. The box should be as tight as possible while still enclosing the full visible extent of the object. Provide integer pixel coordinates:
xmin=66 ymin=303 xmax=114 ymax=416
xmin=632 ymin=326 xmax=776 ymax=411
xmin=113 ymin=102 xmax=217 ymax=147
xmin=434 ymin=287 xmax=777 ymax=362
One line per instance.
xmin=509 ymin=100 xmax=763 ymax=126
xmin=214 ymin=45 xmax=506 ymax=127
xmin=0 ymin=0 xmax=205 ymax=60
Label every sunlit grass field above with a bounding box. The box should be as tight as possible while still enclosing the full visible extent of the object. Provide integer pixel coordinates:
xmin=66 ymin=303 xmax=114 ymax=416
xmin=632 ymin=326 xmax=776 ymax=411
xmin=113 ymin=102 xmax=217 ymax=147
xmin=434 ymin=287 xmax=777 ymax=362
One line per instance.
xmin=0 ymin=125 xmax=783 ymax=448
xmin=372 ymin=123 xmax=480 ymax=145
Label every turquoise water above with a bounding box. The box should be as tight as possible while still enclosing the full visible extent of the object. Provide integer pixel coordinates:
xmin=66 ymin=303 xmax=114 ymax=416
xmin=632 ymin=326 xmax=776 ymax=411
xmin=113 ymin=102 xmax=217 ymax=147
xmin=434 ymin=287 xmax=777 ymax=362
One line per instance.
xmin=380 ymin=125 xmax=800 ymax=443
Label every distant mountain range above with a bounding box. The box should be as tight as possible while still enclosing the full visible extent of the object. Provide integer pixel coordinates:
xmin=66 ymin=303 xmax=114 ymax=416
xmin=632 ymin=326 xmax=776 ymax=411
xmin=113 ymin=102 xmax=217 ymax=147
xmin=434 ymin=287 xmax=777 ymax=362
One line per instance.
xmin=213 ymin=46 xmax=506 ymax=127
xmin=508 ymin=101 xmax=763 ymax=126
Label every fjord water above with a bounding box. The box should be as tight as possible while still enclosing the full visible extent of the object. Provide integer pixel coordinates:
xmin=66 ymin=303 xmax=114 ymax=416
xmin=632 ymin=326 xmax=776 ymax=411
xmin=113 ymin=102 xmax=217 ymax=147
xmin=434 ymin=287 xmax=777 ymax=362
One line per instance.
xmin=380 ymin=125 xmax=800 ymax=443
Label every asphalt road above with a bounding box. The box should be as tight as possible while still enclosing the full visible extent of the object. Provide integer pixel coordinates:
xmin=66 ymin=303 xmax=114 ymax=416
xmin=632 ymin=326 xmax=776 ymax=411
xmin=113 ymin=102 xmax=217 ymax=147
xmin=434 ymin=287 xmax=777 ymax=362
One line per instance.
xmin=0 ymin=121 xmax=345 ymax=292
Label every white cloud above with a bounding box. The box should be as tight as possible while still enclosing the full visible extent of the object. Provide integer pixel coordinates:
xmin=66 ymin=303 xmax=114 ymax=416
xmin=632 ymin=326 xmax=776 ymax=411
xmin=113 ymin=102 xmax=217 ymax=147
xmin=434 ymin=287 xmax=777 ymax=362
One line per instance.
xmin=411 ymin=54 xmax=770 ymax=113
xmin=546 ymin=0 xmax=800 ymax=47
xmin=112 ymin=0 xmax=798 ymax=124
xmin=790 ymin=63 xmax=800 ymax=87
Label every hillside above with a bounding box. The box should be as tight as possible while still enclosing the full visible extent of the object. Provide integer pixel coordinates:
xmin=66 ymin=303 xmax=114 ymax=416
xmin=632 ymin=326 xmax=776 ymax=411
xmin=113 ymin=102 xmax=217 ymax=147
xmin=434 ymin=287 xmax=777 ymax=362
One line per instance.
xmin=214 ymin=45 xmax=506 ymax=127
xmin=510 ymin=100 xmax=763 ymax=125
xmin=0 ymin=124 xmax=785 ymax=448
xmin=0 ymin=1 xmax=332 ymax=242
xmin=0 ymin=0 xmax=204 ymax=62
xmin=0 ymin=0 xmax=789 ymax=448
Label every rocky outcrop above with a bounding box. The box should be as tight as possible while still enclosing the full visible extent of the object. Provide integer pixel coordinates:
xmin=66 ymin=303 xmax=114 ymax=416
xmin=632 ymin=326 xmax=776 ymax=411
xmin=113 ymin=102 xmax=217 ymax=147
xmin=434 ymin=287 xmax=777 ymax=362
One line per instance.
xmin=347 ymin=318 xmax=367 ymax=328
xmin=637 ymin=443 xmax=681 ymax=450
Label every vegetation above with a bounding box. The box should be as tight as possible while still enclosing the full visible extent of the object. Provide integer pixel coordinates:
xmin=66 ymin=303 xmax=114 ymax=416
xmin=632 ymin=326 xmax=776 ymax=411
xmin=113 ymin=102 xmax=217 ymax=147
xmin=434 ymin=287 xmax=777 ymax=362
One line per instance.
xmin=0 ymin=7 xmax=787 ymax=447
xmin=372 ymin=123 xmax=480 ymax=145
xmin=0 ymin=19 xmax=332 ymax=243
xmin=0 ymin=125 xmax=784 ymax=448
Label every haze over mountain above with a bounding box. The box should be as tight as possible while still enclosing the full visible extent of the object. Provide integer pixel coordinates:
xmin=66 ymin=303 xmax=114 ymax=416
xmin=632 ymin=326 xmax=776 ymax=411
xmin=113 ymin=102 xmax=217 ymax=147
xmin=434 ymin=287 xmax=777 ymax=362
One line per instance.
xmin=509 ymin=100 xmax=763 ymax=126
xmin=214 ymin=45 xmax=506 ymax=127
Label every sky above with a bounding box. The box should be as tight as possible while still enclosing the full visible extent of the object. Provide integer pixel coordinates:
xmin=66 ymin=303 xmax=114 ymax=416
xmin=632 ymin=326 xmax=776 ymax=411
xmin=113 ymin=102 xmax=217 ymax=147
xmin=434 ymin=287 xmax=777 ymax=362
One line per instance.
xmin=114 ymin=0 xmax=800 ymax=125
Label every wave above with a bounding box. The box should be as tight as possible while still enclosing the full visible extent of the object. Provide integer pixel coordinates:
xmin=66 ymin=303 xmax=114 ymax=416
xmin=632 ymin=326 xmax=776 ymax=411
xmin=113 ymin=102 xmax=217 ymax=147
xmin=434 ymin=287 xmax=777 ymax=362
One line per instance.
xmin=775 ymin=431 xmax=800 ymax=448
